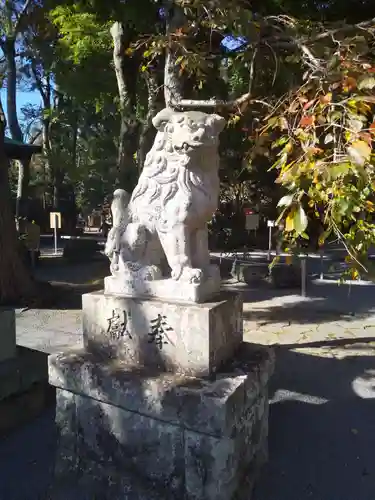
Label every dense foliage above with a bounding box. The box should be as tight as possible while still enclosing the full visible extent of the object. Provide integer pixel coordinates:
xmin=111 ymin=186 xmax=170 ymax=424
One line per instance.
xmin=1 ymin=0 xmax=375 ymax=267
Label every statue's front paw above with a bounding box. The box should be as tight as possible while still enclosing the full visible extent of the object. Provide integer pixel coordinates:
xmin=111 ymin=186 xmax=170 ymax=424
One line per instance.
xmin=180 ymin=267 xmax=203 ymax=284
xmin=171 ymin=265 xmax=183 ymax=280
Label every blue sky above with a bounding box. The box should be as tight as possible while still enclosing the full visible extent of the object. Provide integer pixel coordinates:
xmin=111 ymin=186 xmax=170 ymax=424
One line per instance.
xmin=1 ymin=88 xmax=41 ymax=136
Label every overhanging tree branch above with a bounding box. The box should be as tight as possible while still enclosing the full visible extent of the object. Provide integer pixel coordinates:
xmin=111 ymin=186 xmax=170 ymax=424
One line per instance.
xmin=168 ymin=92 xmax=275 ymax=112
xmin=14 ymin=0 xmax=33 ymax=34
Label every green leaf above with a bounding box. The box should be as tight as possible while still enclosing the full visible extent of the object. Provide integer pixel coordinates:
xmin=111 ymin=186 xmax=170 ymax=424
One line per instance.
xmin=335 ymin=198 xmax=349 ymax=216
xmin=277 ymin=194 xmax=294 ymax=208
xmin=293 ymin=205 xmax=308 ymax=235
xmin=330 ymin=163 xmax=350 ymax=179
xmin=272 ymin=136 xmax=289 ymax=149
xmin=318 ymin=228 xmax=332 ymax=247
xmin=266 ymin=117 xmax=278 ymax=129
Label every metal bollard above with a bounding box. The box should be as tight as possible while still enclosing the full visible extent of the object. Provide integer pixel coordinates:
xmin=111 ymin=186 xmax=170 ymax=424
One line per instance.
xmin=301 ymin=256 xmax=307 ymax=297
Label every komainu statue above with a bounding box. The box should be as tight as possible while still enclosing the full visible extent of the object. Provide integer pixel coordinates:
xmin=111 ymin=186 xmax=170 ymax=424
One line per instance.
xmin=104 ymin=107 xmax=226 ymax=302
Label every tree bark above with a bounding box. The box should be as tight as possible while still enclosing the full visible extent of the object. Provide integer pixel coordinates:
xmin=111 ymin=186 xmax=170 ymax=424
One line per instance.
xmin=137 ymin=71 xmax=163 ymax=170
xmin=15 ymin=157 xmax=31 ymax=218
xmin=110 ymin=22 xmax=139 ymax=191
xmin=164 ymin=4 xmax=185 ymax=108
xmin=3 ymin=37 xmax=31 ymax=218
xmin=4 ymin=38 xmax=23 ymax=142
xmin=0 ymin=98 xmax=37 ymax=304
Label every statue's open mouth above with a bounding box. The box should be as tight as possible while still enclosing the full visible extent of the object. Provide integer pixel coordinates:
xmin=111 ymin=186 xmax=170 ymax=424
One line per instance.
xmin=174 ymin=141 xmax=203 ymax=152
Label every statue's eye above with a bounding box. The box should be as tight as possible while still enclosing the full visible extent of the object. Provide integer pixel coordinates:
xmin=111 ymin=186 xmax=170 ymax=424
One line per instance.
xmin=188 ymin=122 xmax=198 ymax=131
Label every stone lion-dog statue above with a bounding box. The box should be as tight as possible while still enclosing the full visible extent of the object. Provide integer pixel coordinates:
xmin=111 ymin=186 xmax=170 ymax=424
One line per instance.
xmin=105 ymin=107 xmax=226 ymax=286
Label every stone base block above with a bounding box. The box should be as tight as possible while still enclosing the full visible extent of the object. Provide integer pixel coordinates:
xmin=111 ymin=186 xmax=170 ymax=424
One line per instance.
xmin=0 ymin=346 xmax=50 ymax=435
xmin=82 ymin=291 xmax=243 ymax=376
xmin=49 ymin=343 xmax=275 ymax=500
xmin=104 ymin=265 xmax=220 ymax=304
xmin=0 ymin=309 xmax=16 ymax=362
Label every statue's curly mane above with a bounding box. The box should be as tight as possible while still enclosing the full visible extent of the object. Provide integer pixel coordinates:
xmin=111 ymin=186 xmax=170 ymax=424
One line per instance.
xmin=129 ymin=119 xmax=219 ymax=230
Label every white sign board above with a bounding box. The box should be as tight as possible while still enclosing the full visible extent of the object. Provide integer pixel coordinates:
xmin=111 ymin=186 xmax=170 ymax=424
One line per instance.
xmin=267 ymin=220 xmax=276 ymax=227
xmin=50 ymin=212 xmax=62 ymax=229
xmin=246 ymin=214 xmax=260 ymax=231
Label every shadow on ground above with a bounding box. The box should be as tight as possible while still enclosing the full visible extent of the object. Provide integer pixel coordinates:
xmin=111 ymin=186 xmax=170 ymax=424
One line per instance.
xmin=254 ymin=341 xmax=375 ymax=500
xmin=238 ymin=280 xmax=375 ymax=325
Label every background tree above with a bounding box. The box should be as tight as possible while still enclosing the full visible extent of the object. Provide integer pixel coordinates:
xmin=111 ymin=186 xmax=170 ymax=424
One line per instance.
xmin=0 ymin=93 xmax=37 ymax=303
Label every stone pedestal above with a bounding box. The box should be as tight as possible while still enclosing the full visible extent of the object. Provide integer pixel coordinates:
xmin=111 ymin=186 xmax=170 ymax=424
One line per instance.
xmin=49 ymin=292 xmax=274 ymax=499
xmin=49 ymin=344 xmax=274 ymax=500
xmin=0 ymin=309 xmax=50 ymax=435
xmin=0 ymin=309 xmax=16 ymax=362
xmin=82 ymin=291 xmax=242 ymax=376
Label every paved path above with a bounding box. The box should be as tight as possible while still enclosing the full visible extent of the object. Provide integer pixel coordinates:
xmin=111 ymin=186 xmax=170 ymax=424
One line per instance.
xmin=16 ymin=309 xmax=82 ymax=353
xmin=2 ymin=280 xmax=375 ymax=499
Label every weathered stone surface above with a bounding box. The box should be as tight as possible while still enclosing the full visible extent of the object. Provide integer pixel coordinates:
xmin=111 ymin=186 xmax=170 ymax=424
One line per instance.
xmin=0 ymin=346 xmax=47 ymax=402
xmin=0 ymin=308 xmax=16 ymax=362
xmin=76 ymin=394 xmax=185 ymax=494
xmin=104 ymin=267 xmax=221 ymax=303
xmin=50 ymin=343 xmax=275 ymax=499
xmin=82 ymin=290 xmax=243 ymax=376
xmin=104 ymin=108 xmax=226 ymax=303
xmin=54 ymin=389 xmax=79 ymax=477
xmin=0 ymin=382 xmax=53 ymax=437
xmin=49 ymin=343 xmax=274 ymax=437
xmin=0 ymin=346 xmax=49 ymax=435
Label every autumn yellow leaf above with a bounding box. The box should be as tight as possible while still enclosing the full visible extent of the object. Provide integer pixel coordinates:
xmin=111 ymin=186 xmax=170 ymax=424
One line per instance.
xmin=365 ymin=200 xmax=375 ymax=212
xmin=342 ymin=76 xmax=357 ymax=92
xmin=347 ymin=140 xmax=372 ymax=166
xmin=351 ymin=269 xmax=359 ymax=280
xmin=285 ymin=210 xmax=295 ymax=232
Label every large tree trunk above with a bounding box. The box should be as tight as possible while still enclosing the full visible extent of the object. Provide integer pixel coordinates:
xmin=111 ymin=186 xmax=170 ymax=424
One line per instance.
xmin=15 ymin=157 xmax=31 ymax=218
xmin=0 ymin=99 xmax=37 ymax=304
xmin=42 ymin=116 xmax=52 ymax=205
xmin=110 ymin=22 xmax=139 ymax=191
xmin=164 ymin=4 xmax=185 ymax=107
xmin=3 ymin=37 xmax=31 ymax=216
xmin=42 ymin=77 xmax=53 ymax=204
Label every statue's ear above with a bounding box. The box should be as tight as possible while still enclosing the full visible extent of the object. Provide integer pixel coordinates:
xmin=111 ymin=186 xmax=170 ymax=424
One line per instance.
xmin=152 ymin=108 xmax=173 ymax=130
xmin=210 ymin=114 xmax=226 ymax=134
xmin=113 ymin=189 xmax=130 ymax=205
